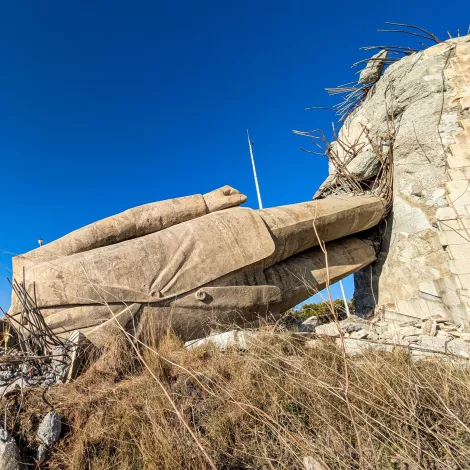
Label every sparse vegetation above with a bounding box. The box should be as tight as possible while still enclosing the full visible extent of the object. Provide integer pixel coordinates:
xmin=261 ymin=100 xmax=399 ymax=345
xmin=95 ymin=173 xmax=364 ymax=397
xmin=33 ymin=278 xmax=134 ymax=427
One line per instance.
xmin=6 ymin=321 xmax=470 ymax=469
xmin=293 ymin=298 xmax=355 ymax=320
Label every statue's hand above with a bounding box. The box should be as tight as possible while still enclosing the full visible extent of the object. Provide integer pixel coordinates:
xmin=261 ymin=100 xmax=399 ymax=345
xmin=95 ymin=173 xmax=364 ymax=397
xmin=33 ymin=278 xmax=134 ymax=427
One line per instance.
xmin=203 ymin=186 xmax=248 ymax=212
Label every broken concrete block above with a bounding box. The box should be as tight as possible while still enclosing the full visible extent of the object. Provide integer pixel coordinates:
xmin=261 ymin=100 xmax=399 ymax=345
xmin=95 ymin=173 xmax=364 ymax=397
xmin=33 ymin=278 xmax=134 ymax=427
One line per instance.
xmin=447 ymin=339 xmax=470 ymax=358
xmin=415 ymin=336 xmax=450 ymax=354
xmin=436 ymin=207 xmax=458 ymax=221
xmin=185 ymin=330 xmax=258 ymax=350
xmin=65 ymin=331 xmax=87 ymax=382
xmin=314 ymin=323 xmax=342 ymax=337
xmin=349 ymin=329 xmax=368 ymax=340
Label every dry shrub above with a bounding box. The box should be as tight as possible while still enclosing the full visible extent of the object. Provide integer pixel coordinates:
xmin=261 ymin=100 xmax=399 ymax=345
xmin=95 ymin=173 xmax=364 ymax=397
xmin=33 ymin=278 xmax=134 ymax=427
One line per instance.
xmin=9 ymin=325 xmax=470 ymax=470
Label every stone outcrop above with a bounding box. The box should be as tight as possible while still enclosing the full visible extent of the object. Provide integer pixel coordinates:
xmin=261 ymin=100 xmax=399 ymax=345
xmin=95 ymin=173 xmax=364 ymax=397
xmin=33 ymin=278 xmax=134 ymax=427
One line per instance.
xmin=317 ymin=35 xmax=470 ymax=325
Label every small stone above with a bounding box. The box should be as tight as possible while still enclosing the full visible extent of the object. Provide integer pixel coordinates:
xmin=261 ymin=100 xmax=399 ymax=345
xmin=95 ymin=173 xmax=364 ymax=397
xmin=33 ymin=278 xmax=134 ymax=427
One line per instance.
xmin=422 ymin=319 xmax=438 ymax=336
xmin=0 ymin=439 xmax=23 ymax=470
xmin=447 ymin=339 xmax=470 ymax=358
xmin=301 ymin=316 xmax=320 ymax=332
xmin=37 ymin=411 xmax=62 ymax=448
xmin=37 ymin=444 xmax=46 ymax=464
xmin=350 ymin=329 xmax=368 ymax=340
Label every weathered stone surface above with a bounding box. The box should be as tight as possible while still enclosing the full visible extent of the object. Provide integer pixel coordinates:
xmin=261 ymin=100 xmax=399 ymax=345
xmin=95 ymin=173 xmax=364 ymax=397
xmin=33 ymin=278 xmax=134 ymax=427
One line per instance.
xmin=338 ymin=338 xmax=394 ymax=355
xmin=301 ymin=316 xmax=320 ymax=331
xmin=314 ymin=323 xmax=341 ymax=337
xmin=185 ymin=330 xmax=258 ymax=350
xmin=359 ymin=49 xmax=388 ymax=85
xmin=339 ymin=36 xmax=470 ymax=321
xmin=447 ymin=339 xmax=470 ymax=358
xmin=37 ymin=412 xmax=62 ymax=448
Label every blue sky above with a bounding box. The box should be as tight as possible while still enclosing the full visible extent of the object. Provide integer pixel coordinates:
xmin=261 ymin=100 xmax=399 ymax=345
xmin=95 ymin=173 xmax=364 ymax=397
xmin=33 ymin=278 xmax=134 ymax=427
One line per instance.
xmin=0 ymin=1 xmax=468 ymax=310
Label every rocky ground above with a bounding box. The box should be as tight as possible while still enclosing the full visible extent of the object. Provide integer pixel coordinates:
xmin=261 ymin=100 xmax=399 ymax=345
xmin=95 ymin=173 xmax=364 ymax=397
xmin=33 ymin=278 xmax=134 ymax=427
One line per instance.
xmin=185 ymin=313 xmax=470 ymax=361
xmin=309 ymin=314 xmax=470 ymax=359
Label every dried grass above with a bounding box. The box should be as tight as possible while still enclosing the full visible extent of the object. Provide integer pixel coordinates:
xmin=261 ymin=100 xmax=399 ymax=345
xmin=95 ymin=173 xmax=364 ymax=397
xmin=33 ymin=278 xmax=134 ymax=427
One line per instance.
xmin=7 ymin=322 xmax=470 ymax=470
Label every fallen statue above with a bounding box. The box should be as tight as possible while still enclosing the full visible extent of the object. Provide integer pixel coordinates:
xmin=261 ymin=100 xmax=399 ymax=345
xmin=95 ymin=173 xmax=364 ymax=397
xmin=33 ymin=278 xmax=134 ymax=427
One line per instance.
xmin=9 ymin=186 xmax=385 ymax=343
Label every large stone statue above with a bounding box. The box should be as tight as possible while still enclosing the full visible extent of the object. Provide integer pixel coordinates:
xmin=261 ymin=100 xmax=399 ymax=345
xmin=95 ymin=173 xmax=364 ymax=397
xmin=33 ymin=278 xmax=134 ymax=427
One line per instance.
xmin=9 ymin=186 xmax=384 ymax=343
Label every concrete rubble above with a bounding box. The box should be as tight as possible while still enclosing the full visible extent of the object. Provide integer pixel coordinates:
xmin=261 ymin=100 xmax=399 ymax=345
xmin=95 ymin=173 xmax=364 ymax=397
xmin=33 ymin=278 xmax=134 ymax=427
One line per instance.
xmin=0 ymin=331 xmax=86 ymax=398
xmin=185 ymin=330 xmax=258 ymax=351
xmin=186 ymin=313 xmax=470 ymax=361
xmin=310 ymin=314 xmax=470 ymax=359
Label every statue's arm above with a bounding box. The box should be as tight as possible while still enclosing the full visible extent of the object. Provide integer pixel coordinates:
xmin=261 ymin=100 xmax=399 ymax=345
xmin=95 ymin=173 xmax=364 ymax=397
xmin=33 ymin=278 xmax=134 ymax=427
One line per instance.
xmin=26 ymin=185 xmax=247 ymax=261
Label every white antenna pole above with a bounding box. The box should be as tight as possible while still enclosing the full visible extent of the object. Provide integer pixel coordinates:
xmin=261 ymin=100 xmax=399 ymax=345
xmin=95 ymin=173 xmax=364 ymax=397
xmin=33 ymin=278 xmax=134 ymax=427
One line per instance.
xmin=246 ymin=129 xmax=263 ymax=209
xmin=339 ymin=280 xmax=351 ymax=317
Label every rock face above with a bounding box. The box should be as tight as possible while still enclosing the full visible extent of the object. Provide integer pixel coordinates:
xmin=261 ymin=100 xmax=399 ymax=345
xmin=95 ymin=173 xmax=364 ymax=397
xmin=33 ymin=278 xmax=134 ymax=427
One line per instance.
xmin=318 ymin=36 xmax=470 ymax=325
xmin=9 ymin=187 xmax=383 ymax=342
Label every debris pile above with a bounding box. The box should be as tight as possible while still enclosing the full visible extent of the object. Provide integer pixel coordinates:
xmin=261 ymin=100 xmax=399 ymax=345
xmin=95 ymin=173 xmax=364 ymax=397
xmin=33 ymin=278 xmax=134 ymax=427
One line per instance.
xmin=307 ymin=314 xmax=470 ymax=359
xmin=185 ymin=314 xmax=470 ymax=361
xmin=0 ymin=279 xmax=86 ymax=398
xmin=0 ymin=330 xmax=85 ymax=397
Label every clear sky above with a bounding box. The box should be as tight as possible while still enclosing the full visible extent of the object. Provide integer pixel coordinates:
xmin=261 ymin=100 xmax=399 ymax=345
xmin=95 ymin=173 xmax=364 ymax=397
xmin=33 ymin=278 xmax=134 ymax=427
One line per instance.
xmin=0 ymin=1 xmax=468 ymax=310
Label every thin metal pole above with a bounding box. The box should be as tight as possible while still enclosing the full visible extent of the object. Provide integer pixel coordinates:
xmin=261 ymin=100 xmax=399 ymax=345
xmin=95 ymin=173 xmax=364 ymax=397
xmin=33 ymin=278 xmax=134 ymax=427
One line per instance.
xmin=246 ymin=129 xmax=263 ymax=209
xmin=339 ymin=280 xmax=351 ymax=317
